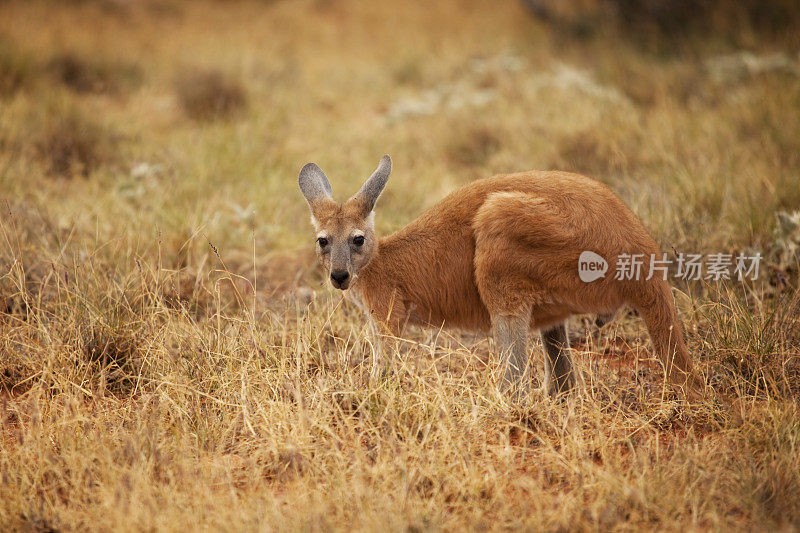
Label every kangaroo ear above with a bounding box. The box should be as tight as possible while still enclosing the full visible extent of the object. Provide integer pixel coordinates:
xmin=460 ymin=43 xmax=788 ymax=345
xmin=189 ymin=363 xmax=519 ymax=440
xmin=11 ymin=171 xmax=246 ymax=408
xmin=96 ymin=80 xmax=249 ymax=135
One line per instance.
xmin=353 ymin=155 xmax=391 ymax=213
xmin=298 ymin=162 xmax=333 ymax=207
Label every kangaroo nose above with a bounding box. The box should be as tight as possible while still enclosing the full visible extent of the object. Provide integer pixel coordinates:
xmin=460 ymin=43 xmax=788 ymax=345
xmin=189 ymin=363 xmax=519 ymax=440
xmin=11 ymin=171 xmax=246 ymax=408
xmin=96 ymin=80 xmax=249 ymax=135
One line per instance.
xmin=330 ymin=270 xmax=350 ymax=287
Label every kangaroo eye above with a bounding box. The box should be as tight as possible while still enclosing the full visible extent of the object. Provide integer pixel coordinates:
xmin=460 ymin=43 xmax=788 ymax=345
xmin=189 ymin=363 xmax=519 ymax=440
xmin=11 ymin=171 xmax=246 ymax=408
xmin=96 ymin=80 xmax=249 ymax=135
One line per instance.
xmin=353 ymin=235 xmax=365 ymax=246
xmin=317 ymin=237 xmax=328 ymax=247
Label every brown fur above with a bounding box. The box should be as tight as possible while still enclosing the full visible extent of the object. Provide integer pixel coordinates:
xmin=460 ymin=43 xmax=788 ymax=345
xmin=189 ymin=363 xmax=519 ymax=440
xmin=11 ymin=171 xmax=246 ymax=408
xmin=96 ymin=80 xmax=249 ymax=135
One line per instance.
xmin=300 ymin=160 xmax=701 ymax=398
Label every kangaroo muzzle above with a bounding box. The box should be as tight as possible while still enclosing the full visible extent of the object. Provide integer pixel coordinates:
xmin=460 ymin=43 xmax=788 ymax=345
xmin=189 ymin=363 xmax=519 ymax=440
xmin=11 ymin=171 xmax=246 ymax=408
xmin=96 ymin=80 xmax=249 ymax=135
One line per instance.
xmin=330 ymin=269 xmax=350 ymax=289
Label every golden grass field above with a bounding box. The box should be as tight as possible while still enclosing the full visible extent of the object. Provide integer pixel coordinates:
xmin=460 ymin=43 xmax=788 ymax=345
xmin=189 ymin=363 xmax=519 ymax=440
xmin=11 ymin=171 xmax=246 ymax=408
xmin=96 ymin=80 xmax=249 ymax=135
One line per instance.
xmin=1 ymin=0 xmax=800 ymax=530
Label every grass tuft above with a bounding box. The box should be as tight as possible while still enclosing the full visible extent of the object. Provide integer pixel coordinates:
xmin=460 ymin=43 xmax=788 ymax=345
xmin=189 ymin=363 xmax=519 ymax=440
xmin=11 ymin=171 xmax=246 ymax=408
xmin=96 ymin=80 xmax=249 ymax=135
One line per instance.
xmin=30 ymin=99 xmax=120 ymax=178
xmin=175 ymin=68 xmax=247 ymax=121
xmin=46 ymin=52 xmax=143 ymax=95
xmin=446 ymin=125 xmax=502 ymax=169
xmin=79 ymin=317 xmax=142 ymax=394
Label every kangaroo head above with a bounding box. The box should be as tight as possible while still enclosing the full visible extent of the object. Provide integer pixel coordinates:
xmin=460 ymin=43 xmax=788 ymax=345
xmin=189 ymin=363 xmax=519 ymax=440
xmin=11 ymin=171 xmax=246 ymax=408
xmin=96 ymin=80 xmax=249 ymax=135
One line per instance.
xmin=298 ymin=155 xmax=391 ymax=290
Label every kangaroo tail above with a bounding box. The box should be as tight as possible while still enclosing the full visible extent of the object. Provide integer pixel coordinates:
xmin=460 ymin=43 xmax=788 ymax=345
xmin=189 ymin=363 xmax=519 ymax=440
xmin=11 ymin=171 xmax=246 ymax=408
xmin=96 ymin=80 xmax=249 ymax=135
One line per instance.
xmin=633 ymin=280 xmax=702 ymax=397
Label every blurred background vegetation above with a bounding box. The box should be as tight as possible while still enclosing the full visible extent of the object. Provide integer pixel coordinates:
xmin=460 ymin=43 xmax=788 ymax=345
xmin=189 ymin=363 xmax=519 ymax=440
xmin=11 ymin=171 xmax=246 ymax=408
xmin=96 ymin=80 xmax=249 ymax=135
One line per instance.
xmin=1 ymin=0 xmax=798 ymax=281
xmin=2 ymin=0 xmax=800 ymax=425
xmin=1 ymin=1 xmax=800 ymax=530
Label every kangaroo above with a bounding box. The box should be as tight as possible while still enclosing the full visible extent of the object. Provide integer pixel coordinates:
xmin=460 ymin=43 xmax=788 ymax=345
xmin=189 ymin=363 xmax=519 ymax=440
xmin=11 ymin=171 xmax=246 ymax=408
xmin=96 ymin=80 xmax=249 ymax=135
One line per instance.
xmin=298 ymin=155 xmax=701 ymax=398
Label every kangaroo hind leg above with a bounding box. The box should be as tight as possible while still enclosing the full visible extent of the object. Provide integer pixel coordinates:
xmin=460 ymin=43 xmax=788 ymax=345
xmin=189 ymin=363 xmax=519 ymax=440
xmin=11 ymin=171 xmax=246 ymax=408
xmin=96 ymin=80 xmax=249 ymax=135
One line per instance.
xmin=492 ymin=308 xmax=533 ymax=398
xmin=541 ymin=322 xmax=575 ymax=397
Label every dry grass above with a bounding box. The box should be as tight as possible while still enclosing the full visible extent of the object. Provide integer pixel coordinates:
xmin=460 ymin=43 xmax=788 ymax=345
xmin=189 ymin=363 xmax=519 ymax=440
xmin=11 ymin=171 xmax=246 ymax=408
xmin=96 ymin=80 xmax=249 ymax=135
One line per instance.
xmin=175 ymin=68 xmax=247 ymax=121
xmin=0 ymin=41 xmax=36 ymax=97
xmin=29 ymin=99 xmax=121 ymax=178
xmin=46 ymin=53 xmax=143 ymax=95
xmin=0 ymin=0 xmax=799 ymax=530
